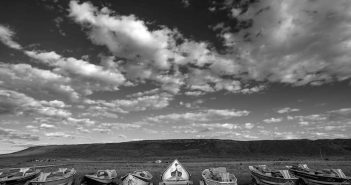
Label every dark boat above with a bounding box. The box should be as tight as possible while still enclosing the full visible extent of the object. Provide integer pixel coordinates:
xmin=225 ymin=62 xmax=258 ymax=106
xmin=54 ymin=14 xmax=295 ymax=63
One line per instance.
xmin=83 ymin=170 xmax=117 ymax=185
xmin=249 ymin=165 xmax=298 ymax=185
xmin=30 ymin=168 xmax=76 ymax=185
xmin=0 ymin=168 xmax=40 ymax=185
xmin=288 ymin=164 xmax=351 ymax=185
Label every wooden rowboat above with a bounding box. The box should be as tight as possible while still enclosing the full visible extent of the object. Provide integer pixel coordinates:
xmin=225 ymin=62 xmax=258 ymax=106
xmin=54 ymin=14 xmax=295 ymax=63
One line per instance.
xmin=0 ymin=168 xmax=40 ymax=185
xmin=121 ymin=171 xmax=153 ymax=185
xmin=288 ymin=164 xmax=351 ymax=185
xmin=200 ymin=167 xmax=237 ymax=185
xmin=83 ymin=169 xmax=117 ymax=185
xmin=249 ymin=165 xmax=298 ymax=185
xmin=159 ymin=159 xmax=192 ymax=185
xmin=30 ymin=168 xmax=76 ymax=185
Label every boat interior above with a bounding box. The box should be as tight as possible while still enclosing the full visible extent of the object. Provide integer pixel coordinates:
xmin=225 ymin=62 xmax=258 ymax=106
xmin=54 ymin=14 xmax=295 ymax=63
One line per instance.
xmin=133 ymin=171 xmax=152 ymax=179
xmin=96 ymin=170 xmax=117 ymax=179
xmin=36 ymin=168 xmax=74 ymax=181
xmin=253 ymin=165 xmax=293 ymax=179
xmin=203 ymin=167 xmax=236 ymax=182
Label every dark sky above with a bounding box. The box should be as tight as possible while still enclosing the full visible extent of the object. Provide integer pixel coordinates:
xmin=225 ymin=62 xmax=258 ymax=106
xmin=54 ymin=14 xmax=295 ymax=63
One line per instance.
xmin=0 ymin=0 xmax=351 ymax=153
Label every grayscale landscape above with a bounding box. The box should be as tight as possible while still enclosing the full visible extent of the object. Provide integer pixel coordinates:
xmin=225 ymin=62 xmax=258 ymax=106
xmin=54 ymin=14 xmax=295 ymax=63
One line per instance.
xmin=1 ymin=0 xmax=351 ymax=185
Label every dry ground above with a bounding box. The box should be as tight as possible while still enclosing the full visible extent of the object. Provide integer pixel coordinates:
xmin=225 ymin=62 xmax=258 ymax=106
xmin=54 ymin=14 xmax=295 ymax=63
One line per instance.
xmin=2 ymin=160 xmax=351 ymax=185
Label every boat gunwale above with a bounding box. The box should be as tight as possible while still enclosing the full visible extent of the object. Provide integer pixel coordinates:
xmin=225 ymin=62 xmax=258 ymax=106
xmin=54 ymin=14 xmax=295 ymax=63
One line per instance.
xmin=84 ymin=174 xmax=115 ymax=180
xmin=298 ymin=177 xmax=351 ymax=185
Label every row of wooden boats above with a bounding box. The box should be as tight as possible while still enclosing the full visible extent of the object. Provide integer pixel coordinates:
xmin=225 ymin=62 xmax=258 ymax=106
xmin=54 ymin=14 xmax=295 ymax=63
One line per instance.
xmin=249 ymin=164 xmax=351 ymax=185
xmin=1 ymin=160 xmax=350 ymax=185
xmin=0 ymin=167 xmax=75 ymax=185
xmin=0 ymin=159 xmax=191 ymax=185
xmin=81 ymin=159 xmax=193 ymax=185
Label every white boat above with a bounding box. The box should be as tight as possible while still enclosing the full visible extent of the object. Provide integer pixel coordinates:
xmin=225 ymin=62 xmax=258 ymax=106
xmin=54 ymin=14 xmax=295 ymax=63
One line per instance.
xmin=121 ymin=171 xmax=153 ymax=185
xmin=84 ymin=169 xmax=117 ymax=185
xmin=0 ymin=167 xmax=40 ymax=185
xmin=30 ymin=168 xmax=76 ymax=185
xmin=159 ymin=159 xmax=193 ymax=185
xmin=201 ymin=167 xmax=237 ymax=185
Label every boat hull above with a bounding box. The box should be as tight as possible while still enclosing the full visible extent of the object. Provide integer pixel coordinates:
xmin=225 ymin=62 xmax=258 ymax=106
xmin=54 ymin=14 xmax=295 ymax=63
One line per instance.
xmin=30 ymin=171 xmax=75 ymax=185
xmin=202 ymin=179 xmax=237 ymax=185
xmin=84 ymin=175 xmax=114 ymax=185
xmin=0 ymin=171 xmax=40 ymax=185
xmin=289 ymin=169 xmax=351 ymax=185
xmin=160 ymin=180 xmax=192 ymax=185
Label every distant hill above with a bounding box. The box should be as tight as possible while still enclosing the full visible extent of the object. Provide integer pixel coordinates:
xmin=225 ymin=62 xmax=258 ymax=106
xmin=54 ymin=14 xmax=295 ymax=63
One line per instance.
xmin=2 ymin=139 xmax=351 ymax=161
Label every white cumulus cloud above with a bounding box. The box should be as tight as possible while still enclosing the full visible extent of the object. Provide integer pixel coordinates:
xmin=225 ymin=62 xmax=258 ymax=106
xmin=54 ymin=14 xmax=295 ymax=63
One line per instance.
xmin=0 ymin=25 xmax=22 ymax=49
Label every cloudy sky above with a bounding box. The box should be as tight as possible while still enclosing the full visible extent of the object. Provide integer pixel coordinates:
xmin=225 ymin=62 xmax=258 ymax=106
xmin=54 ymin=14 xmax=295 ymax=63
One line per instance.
xmin=1 ymin=0 xmax=351 ymax=154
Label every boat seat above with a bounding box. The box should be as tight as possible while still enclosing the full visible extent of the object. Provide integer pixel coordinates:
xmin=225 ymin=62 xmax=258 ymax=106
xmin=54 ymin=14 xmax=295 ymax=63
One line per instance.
xmin=97 ymin=171 xmax=109 ymax=177
xmin=219 ymin=172 xmax=230 ymax=182
xmin=38 ymin=172 xmax=51 ymax=181
xmin=106 ymin=170 xmax=117 ymax=178
xmin=59 ymin=168 xmax=67 ymax=174
xmin=298 ymin=164 xmax=309 ymax=170
xmin=19 ymin=168 xmax=30 ymax=176
xmin=11 ymin=172 xmax=24 ymax=177
xmin=332 ymin=169 xmax=346 ymax=178
xmin=211 ymin=167 xmax=227 ymax=173
xmin=279 ymin=170 xmax=292 ymax=179
xmin=51 ymin=168 xmax=68 ymax=176
xmin=54 ymin=171 xmax=65 ymax=176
